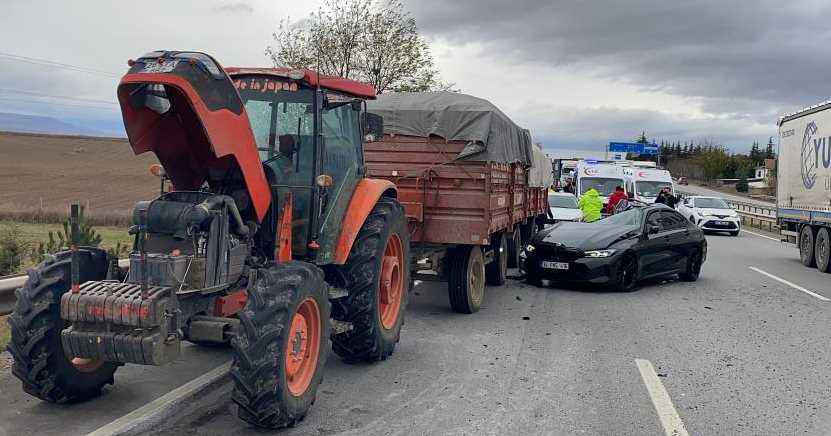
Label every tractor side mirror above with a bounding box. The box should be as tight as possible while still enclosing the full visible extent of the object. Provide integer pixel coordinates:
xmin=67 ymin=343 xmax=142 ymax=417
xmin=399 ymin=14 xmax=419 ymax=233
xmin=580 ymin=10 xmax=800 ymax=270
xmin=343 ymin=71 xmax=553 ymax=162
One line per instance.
xmin=362 ymin=112 xmax=384 ymax=143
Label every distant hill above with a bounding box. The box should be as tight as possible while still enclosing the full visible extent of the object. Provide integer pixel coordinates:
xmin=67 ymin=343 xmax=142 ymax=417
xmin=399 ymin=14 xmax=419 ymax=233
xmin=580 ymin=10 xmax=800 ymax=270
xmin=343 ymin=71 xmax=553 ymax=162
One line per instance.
xmin=0 ymin=112 xmax=120 ymax=137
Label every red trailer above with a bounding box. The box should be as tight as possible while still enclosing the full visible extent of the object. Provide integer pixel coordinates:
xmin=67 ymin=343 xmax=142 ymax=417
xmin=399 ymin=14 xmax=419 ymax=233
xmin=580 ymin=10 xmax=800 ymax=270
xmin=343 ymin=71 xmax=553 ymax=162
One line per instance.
xmin=366 ymin=92 xmax=550 ymax=313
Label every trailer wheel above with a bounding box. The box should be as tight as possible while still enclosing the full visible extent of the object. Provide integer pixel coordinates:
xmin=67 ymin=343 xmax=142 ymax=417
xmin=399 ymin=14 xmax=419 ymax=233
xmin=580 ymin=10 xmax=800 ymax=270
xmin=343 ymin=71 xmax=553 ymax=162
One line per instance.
xmin=7 ymin=249 xmax=118 ymax=403
xmin=231 ymin=261 xmax=330 ymax=429
xmin=506 ymin=229 xmax=521 ymax=268
xmin=800 ymin=225 xmax=816 ymax=267
xmin=329 ymin=197 xmax=409 ymax=363
xmin=485 ymin=232 xmax=508 ymax=286
xmin=816 ymin=227 xmax=831 ymax=273
xmin=448 ymin=245 xmax=486 ymax=314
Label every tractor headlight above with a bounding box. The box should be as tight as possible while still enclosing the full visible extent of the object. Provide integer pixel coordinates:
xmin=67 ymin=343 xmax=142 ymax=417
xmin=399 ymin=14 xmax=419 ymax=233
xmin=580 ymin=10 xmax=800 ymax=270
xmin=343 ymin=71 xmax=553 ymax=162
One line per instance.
xmin=584 ymin=249 xmax=617 ymax=258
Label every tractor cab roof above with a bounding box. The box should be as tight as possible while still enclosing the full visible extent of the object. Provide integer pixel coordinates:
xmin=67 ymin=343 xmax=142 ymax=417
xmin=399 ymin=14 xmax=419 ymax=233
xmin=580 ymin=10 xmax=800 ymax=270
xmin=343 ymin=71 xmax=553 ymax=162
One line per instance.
xmin=224 ymin=67 xmax=377 ymax=99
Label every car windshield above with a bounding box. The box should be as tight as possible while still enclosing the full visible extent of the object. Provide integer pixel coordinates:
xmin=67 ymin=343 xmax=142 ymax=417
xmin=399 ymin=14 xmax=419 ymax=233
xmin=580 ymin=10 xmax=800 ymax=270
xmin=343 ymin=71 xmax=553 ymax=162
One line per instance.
xmin=636 ymin=181 xmax=672 ymax=197
xmin=549 ymin=195 xmax=578 ymax=208
xmin=580 ymin=177 xmax=623 ymax=196
xmin=694 ymin=198 xmax=729 ymax=209
xmin=596 ymin=207 xmax=643 ymax=226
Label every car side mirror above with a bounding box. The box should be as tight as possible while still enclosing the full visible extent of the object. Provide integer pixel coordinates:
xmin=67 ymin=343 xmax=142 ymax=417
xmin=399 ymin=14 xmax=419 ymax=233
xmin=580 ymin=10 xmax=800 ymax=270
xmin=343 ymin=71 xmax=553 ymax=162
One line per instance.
xmin=362 ymin=112 xmax=383 ymax=142
xmin=648 ymin=224 xmax=661 ymax=234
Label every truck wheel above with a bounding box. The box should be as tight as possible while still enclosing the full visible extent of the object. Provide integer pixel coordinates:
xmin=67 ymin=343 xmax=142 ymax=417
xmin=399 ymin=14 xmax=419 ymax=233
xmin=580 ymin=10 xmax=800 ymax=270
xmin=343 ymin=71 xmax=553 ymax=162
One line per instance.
xmin=485 ymin=232 xmax=508 ymax=286
xmin=506 ymin=230 xmax=521 ymax=268
xmin=448 ymin=245 xmax=486 ymax=314
xmin=329 ymin=197 xmax=409 ymax=363
xmin=800 ymin=225 xmax=816 ymax=267
xmin=7 ymin=249 xmax=118 ymax=403
xmin=816 ymin=228 xmax=831 ymax=273
xmin=231 ymin=261 xmax=330 ymax=429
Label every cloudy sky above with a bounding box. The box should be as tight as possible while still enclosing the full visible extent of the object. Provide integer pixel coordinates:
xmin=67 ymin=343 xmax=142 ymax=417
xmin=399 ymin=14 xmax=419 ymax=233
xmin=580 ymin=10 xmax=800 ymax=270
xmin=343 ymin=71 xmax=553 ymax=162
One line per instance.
xmin=2 ymin=0 xmax=829 ymax=153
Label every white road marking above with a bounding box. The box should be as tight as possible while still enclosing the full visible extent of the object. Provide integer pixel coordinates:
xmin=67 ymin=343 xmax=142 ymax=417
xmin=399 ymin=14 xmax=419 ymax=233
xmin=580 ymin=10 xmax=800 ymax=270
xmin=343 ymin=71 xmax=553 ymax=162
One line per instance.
xmin=86 ymin=361 xmax=231 ymax=436
xmin=741 ymin=229 xmax=781 ymax=242
xmin=748 ymin=266 xmax=830 ymax=301
xmin=635 ymin=359 xmax=690 ymax=436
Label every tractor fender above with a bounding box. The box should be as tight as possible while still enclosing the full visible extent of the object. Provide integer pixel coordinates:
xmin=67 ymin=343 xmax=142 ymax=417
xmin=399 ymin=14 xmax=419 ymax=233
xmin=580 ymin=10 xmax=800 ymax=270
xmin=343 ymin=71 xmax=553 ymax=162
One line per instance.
xmin=333 ymin=179 xmax=398 ymax=264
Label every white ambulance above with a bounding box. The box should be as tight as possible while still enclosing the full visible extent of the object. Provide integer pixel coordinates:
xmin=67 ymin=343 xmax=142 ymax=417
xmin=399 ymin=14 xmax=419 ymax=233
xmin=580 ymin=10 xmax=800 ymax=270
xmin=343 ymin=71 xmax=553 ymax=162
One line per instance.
xmin=575 ymin=160 xmax=627 ymax=205
xmin=623 ymin=167 xmax=674 ymax=203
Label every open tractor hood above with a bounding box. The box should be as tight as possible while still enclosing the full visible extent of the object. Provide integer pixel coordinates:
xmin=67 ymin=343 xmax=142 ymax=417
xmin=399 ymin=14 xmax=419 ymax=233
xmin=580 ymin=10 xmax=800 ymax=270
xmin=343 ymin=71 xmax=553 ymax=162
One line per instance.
xmin=117 ymin=51 xmax=270 ymax=221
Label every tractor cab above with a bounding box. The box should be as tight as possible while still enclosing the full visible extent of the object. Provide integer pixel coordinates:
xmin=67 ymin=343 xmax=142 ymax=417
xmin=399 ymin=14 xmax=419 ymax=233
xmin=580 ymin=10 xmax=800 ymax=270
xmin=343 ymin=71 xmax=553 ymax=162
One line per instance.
xmin=225 ymin=67 xmax=379 ymax=262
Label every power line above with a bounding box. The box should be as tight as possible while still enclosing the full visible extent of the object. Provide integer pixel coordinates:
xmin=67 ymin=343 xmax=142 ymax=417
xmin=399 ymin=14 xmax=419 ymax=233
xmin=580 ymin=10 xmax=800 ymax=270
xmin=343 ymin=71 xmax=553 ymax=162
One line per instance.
xmin=0 ymin=51 xmax=121 ymax=78
xmin=0 ymin=96 xmax=117 ymax=111
xmin=0 ymin=88 xmax=118 ymax=105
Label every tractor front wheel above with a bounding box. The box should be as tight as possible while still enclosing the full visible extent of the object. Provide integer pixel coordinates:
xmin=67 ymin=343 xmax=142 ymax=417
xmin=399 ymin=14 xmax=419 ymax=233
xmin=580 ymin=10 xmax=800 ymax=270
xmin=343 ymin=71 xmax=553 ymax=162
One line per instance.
xmin=7 ymin=249 xmax=118 ymax=403
xmin=329 ymin=197 xmax=410 ymax=363
xmin=231 ymin=261 xmax=330 ymax=429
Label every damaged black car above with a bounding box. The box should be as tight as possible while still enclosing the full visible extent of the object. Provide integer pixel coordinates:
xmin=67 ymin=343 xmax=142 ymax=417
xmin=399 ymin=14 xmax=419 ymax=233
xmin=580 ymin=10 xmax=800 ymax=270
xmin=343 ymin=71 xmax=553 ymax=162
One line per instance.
xmin=521 ymin=204 xmax=707 ymax=291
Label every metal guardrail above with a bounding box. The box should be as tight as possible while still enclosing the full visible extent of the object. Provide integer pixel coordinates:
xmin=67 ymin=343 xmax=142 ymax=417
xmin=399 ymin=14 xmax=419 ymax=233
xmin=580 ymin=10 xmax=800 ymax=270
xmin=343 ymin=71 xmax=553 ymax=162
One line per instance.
xmin=0 ymin=259 xmax=129 ymax=316
xmin=725 ymin=200 xmax=777 ymax=232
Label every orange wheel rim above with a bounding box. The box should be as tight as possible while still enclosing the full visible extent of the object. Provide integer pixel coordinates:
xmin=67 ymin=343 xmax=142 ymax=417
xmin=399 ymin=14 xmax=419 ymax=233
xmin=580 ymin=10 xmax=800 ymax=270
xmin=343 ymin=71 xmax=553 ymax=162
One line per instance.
xmin=71 ymin=357 xmax=103 ymax=373
xmin=379 ymin=233 xmax=404 ymax=330
xmin=285 ymin=297 xmax=321 ymax=397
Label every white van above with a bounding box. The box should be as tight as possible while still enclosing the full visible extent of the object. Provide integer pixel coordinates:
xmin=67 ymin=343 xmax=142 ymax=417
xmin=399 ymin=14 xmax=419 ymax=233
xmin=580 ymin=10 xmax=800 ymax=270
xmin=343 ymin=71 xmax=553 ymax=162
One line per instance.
xmin=623 ymin=167 xmax=674 ymax=203
xmin=575 ymin=160 xmax=627 ymax=205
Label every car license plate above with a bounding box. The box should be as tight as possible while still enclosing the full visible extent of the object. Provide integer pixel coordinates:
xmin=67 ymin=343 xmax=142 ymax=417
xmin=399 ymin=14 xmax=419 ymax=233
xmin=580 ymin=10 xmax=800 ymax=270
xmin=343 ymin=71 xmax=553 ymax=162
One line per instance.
xmin=542 ymin=261 xmax=569 ymax=270
xmin=714 ymin=220 xmax=729 ymax=225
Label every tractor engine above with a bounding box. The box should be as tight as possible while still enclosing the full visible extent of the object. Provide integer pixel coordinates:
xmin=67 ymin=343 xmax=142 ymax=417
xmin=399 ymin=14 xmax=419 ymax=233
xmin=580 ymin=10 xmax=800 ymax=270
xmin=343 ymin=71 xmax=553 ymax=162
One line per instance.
xmin=59 ymin=191 xmax=252 ymax=366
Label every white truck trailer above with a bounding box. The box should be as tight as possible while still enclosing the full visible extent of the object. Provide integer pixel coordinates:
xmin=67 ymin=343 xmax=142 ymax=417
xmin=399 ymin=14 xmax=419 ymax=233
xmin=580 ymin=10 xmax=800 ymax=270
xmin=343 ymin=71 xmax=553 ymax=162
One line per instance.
xmin=777 ymin=100 xmax=831 ymax=271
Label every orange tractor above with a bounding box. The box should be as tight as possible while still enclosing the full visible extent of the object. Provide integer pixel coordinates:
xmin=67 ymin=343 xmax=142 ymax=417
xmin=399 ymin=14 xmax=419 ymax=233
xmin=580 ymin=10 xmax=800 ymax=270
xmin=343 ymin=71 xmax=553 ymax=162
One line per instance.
xmin=6 ymin=51 xmax=409 ymax=428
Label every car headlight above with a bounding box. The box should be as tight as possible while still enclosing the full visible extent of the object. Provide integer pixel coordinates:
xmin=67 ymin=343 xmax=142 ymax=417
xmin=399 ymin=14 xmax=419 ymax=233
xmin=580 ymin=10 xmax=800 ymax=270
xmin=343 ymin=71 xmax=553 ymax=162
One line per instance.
xmin=583 ymin=249 xmax=617 ymax=258
xmin=525 ymin=244 xmax=535 ymax=252
xmin=699 ymin=211 xmax=712 ymax=217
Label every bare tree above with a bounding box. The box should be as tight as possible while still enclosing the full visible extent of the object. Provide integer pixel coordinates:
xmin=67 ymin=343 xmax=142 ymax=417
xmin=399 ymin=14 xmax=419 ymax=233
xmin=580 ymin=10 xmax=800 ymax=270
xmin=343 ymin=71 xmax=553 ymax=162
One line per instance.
xmin=266 ymin=0 xmax=451 ymax=93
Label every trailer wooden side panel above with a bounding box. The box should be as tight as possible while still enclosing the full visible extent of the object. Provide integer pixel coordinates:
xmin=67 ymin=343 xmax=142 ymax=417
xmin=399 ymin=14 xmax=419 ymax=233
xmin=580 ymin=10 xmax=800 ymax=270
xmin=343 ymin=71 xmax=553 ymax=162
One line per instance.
xmin=364 ymin=135 xmax=547 ymax=246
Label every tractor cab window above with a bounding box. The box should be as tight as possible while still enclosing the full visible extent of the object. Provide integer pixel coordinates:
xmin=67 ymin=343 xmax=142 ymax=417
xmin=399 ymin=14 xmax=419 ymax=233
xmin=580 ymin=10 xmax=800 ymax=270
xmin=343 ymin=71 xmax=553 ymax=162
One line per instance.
xmin=237 ymin=78 xmax=316 ymax=256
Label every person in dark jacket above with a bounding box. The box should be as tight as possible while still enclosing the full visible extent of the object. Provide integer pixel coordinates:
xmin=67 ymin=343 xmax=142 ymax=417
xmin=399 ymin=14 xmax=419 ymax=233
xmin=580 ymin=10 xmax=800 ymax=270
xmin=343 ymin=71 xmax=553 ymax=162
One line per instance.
xmin=562 ymin=178 xmax=575 ymax=194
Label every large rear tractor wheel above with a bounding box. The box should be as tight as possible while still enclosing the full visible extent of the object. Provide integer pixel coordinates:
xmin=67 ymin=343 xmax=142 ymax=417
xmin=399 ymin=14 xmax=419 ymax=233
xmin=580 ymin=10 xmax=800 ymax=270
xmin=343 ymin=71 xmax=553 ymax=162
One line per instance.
xmin=7 ymin=249 xmax=118 ymax=403
xmin=485 ymin=232 xmax=508 ymax=286
xmin=800 ymin=225 xmax=816 ymax=267
xmin=329 ymin=197 xmax=410 ymax=363
xmin=231 ymin=261 xmax=330 ymax=429
xmin=447 ymin=245 xmax=486 ymax=314
xmin=506 ymin=229 xmax=521 ymax=268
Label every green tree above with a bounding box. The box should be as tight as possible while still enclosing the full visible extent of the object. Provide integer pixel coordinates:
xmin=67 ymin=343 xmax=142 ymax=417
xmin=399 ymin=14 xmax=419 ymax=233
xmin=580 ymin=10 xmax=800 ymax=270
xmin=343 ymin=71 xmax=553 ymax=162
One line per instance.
xmin=0 ymin=223 xmax=30 ymax=276
xmin=32 ymin=206 xmax=103 ymax=264
xmin=701 ymin=146 xmax=730 ymax=181
xmin=635 ymin=132 xmax=649 ymax=144
xmin=736 ymin=176 xmax=749 ymax=192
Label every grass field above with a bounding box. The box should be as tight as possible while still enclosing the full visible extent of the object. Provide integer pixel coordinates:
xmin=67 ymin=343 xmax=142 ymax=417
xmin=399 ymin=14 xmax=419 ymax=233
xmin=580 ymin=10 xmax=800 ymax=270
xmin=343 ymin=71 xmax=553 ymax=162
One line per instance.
xmin=1 ymin=220 xmax=131 ymax=274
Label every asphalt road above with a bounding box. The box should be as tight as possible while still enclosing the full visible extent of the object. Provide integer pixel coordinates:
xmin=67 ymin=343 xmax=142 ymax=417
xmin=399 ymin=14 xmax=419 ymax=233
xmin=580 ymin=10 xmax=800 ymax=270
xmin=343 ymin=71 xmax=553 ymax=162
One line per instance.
xmin=4 ymin=229 xmax=831 ymax=435
xmin=676 ymin=184 xmax=774 ymax=206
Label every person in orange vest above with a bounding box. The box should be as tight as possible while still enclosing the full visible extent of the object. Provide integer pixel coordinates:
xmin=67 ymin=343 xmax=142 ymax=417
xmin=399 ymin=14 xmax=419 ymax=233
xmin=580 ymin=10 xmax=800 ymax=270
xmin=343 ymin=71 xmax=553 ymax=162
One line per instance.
xmin=606 ymin=186 xmax=627 ymax=214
